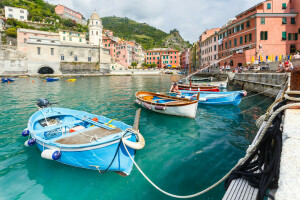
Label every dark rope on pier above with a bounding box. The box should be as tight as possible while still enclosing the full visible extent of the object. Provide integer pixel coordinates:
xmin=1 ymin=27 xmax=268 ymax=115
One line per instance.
xmin=225 ymin=100 xmax=287 ymax=200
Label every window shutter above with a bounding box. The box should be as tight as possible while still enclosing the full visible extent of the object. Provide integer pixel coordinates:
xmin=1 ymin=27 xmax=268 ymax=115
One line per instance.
xmin=265 ymin=32 xmax=268 ymax=40
xmin=288 ymin=33 xmax=292 ymax=41
xmin=260 ymin=31 xmax=264 ymax=40
xmin=295 ymin=33 xmax=298 ymax=41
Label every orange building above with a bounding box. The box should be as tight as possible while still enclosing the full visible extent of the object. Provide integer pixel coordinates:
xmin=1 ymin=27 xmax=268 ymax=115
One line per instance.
xmin=146 ymin=48 xmax=180 ymax=68
xmin=218 ymin=0 xmax=299 ymax=68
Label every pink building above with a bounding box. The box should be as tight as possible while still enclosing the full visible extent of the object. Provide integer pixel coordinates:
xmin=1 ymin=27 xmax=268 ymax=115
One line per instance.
xmin=218 ymin=0 xmax=299 ymax=68
xmin=180 ymin=49 xmax=190 ymax=68
xmin=102 ymin=30 xmax=118 ymax=62
xmin=146 ymin=48 xmax=180 ymax=68
xmin=17 ymin=28 xmax=59 ymax=52
xmin=199 ymin=28 xmax=220 ymax=67
xmin=116 ymin=41 xmax=136 ymax=67
xmin=55 ymin=5 xmax=86 ymax=25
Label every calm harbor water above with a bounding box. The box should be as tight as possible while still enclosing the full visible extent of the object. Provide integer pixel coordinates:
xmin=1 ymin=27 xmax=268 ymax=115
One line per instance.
xmin=0 ymin=75 xmax=274 ymax=200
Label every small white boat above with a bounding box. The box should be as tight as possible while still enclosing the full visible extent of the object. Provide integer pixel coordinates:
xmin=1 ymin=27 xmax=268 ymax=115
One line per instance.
xmin=135 ymin=91 xmax=199 ymax=118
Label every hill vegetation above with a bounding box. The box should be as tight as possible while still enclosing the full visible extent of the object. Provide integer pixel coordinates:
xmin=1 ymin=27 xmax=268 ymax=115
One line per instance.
xmin=0 ymin=0 xmax=191 ymax=50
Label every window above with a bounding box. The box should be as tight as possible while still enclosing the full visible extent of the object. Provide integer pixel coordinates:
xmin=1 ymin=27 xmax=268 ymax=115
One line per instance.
xmin=261 ymin=17 xmax=265 ymax=25
xmin=96 ymin=31 xmax=98 ymax=35
xmin=229 ymin=29 xmax=231 ymax=35
xmin=229 ymin=40 xmax=232 ymax=48
xmin=214 ymin=37 xmax=216 ymax=42
xmin=8 ymin=14 xmax=13 ymax=18
xmin=299 ymin=28 xmax=300 ymax=34
xmin=69 ymin=37 xmax=72 ymax=41
xmin=24 ymin=38 xmax=27 ymax=43
xmin=288 ymin=33 xmax=298 ymax=41
xmin=37 ymin=47 xmax=41 ymax=55
xmin=246 ymin=21 xmax=250 ymax=28
xmin=241 ymin=23 xmax=244 ymax=30
xmin=282 ymin=3 xmax=287 ymax=9
xmin=245 ymin=35 xmax=248 ymax=43
xmin=267 ymin=3 xmax=271 ymax=9
xmin=61 ymin=54 xmax=64 ymax=60
xmin=260 ymin=31 xmax=268 ymax=40
xmin=9 ymin=8 xmax=13 ymax=12
xmin=63 ymin=36 xmax=65 ymax=41
xmin=88 ymin=57 xmax=91 ymax=62
xmin=249 ymin=34 xmax=252 ymax=42
xmin=225 ymin=42 xmax=227 ymax=49
xmin=63 ymin=31 xmax=65 ymax=34
xmin=291 ymin=18 xmax=296 ymax=24
xmin=80 ymin=38 xmax=82 ymax=42
xmin=214 ymin=45 xmax=217 ymax=51
xmin=51 ymin=48 xmax=54 ymax=55
xmin=157 ymin=57 xmax=159 ymax=60
xmin=234 ymin=38 xmax=237 ymax=46
xmin=20 ymin=16 xmax=24 ymax=19
xmin=282 ymin=17 xmax=287 ymax=24
xmin=240 ymin=36 xmax=243 ymax=44
xmin=74 ymin=56 xmax=77 ymax=61
xmin=105 ymin=44 xmax=107 ymax=47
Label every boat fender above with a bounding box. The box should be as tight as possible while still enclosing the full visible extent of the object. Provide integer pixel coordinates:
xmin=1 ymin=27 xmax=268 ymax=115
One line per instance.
xmin=154 ymin=105 xmax=165 ymax=111
xmin=22 ymin=129 xmax=30 ymax=137
xmin=122 ymin=132 xmax=145 ymax=150
xmin=92 ymin=117 xmax=98 ymax=122
xmin=41 ymin=149 xmax=61 ymax=160
xmin=143 ymin=102 xmax=151 ymax=110
xmin=198 ymin=98 xmax=207 ymax=102
xmin=134 ymin=100 xmax=141 ymax=105
xmin=241 ymin=91 xmax=247 ymax=96
xmin=24 ymin=138 xmax=36 ymax=147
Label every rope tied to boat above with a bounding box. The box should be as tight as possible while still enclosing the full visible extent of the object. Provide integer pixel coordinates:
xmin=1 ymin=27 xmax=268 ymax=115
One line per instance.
xmin=122 ymin=97 xmax=300 ymax=198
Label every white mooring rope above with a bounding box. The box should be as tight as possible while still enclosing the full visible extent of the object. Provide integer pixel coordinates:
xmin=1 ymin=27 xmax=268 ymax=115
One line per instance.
xmin=122 ymin=93 xmax=300 ymax=199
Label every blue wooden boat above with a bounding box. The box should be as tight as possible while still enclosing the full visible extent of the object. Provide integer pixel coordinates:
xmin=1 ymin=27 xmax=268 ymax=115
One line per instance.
xmin=1 ymin=78 xmax=15 ymax=83
xmin=21 ymin=99 xmax=145 ymax=176
xmin=46 ymin=77 xmax=59 ymax=82
xmin=175 ymin=90 xmax=247 ymax=106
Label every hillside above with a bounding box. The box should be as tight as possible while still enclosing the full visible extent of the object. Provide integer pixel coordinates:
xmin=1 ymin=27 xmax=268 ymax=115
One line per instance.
xmin=102 ymin=16 xmax=191 ymax=50
xmin=0 ymin=0 xmax=191 ymax=50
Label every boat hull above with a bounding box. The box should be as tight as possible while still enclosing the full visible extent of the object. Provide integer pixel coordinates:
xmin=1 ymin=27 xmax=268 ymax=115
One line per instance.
xmin=136 ymin=99 xmax=198 ymax=118
xmin=34 ymin=135 xmax=136 ymax=175
xmin=178 ymin=91 xmax=243 ymax=106
xmin=178 ymin=84 xmax=220 ymax=92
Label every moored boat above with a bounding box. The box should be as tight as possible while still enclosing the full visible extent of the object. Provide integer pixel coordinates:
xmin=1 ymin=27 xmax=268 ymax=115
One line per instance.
xmin=135 ymin=91 xmax=199 ymax=118
xmin=1 ymin=78 xmax=15 ymax=83
xmin=176 ymin=90 xmax=247 ymax=106
xmin=22 ymin=99 xmax=145 ymax=176
xmin=46 ymin=77 xmax=60 ymax=82
xmin=177 ymin=84 xmax=220 ymax=92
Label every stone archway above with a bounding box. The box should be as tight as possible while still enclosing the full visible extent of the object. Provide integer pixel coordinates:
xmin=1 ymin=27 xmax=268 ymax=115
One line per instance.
xmin=37 ymin=66 xmax=54 ymax=74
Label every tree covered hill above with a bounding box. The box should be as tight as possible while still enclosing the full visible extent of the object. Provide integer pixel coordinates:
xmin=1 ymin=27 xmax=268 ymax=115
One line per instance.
xmin=0 ymin=0 xmax=191 ymax=50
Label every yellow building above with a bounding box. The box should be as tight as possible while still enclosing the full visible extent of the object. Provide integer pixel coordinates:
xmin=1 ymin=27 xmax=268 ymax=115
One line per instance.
xmin=59 ymin=30 xmax=86 ymax=44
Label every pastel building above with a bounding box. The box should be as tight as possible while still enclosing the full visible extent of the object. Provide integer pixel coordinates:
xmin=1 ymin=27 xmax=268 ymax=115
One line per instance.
xmin=5 ymin=6 xmax=28 ymax=21
xmin=199 ymin=28 xmax=220 ymax=67
xmin=218 ymin=0 xmax=299 ymax=68
xmin=59 ymin=30 xmax=86 ymax=44
xmin=17 ymin=28 xmax=59 ymax=53
xmin=146 ymin=48 xmax=180 ymax=68
xmin=180 ymin=49 xmax=190 ymax=68
xmin=103 ymin=30 xmax=118 ymax=62
xmin=0 ymin=18 xmax=5 ymax=32
xmin=55 ymin=5 xmax=86 ymax=25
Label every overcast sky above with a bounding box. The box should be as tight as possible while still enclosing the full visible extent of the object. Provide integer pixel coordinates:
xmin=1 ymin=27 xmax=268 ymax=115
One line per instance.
xmin=47 ymin=0 xmax=263 ymax=43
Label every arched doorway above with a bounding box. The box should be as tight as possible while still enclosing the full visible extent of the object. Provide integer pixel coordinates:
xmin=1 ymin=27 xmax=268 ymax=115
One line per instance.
xmin=38 ymin=66 xmax=54 ymax=74
xmin=290 ymin=44 xmax=296 ymax=54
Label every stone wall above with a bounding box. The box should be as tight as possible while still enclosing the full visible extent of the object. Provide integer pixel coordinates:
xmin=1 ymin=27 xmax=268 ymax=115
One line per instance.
xmin=60 ymin=62 xmax=101 ymax=74
xmin=0 ymin=46 xmax=27 ymax=75
xmin=233 ymin=73 xmax=287 ymax=97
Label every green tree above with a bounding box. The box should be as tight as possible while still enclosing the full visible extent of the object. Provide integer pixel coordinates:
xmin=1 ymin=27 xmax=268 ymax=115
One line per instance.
xmin=150 ymin=63 xmax=157 ymax=68
xmin=5 ymin=18 xmax=17 ymax=26
xmin=142 ymin=63 xmax=148 ymax=67
xmin=131 ymin=62 xmax=137 ymax=67
xmin=5 ymin=28 xmax=17 ymax=38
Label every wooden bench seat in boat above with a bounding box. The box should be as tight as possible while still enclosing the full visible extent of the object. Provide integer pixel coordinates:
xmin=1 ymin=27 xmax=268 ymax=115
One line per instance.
xmin=55 ymin=126 xmax=122 ymax=145
xmin=34 ymin=120 xmax=83 ymax=134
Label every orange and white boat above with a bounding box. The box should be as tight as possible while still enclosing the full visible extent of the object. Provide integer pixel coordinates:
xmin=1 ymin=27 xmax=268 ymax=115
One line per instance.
xmin=135 ymin=91 xmax=199 ymax=118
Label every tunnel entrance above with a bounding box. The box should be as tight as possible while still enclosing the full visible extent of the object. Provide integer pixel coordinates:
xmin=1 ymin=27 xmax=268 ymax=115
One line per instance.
xmin=38 ymin=67 xmax=54 ymax=74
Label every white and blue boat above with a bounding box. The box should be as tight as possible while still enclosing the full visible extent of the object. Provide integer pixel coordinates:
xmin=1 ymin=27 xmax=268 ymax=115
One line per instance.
xmin=1 ymin=78 xmax=15 ymax=83
xmin=46 ymin=77 xmax=59 ymax=82
xmin=22 ymin=99 xmax=145 ymax=176
xmin=176 ymin=90 xmax=247 ymax=106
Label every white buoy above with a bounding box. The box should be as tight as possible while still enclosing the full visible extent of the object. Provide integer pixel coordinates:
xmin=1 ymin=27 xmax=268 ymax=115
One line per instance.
xmin=41 ymin=149 xmax=61 ymax=160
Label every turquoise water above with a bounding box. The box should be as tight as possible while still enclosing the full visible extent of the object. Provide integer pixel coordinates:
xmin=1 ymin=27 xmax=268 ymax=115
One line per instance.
xmin=0 ymin=76 xmax=274 ymax=200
